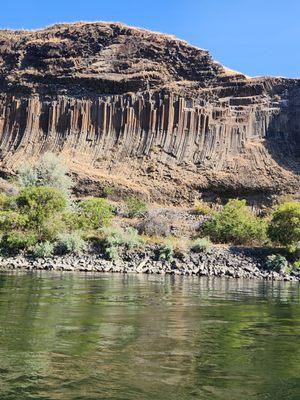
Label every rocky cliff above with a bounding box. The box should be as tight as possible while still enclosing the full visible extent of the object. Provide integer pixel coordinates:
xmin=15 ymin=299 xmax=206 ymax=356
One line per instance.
xmin=0 ymin=22 xmax=299 ymax=203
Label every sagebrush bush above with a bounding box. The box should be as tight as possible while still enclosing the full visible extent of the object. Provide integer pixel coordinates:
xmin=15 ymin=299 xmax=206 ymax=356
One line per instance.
xmin=32 ymin=241 xmax=54 ymax=258
xmin=56 ymin=232 xmax=86 ymax=255
xmin=18 ymin=164 xmax=37 ymax=188
xmin=101 ymin=227 xmax=144 ymax=259
xmin=202 ymin=199 xmax=268 ymax=245
xmin=191 ymin=237 xmax=211 ymax=253
xmin=105 ymin=245 xmax=119 ymax=261
xmin=268 ymin=202 xmax=300 ymax=247
xmin=125 ymin=196 xmax=147 ymax=218
xmin=266 ymin=254 xmax=289 ymax=273
xmin=102 ymin=226 xmax=143 ymax=248
xmin=18 ymin=153 xmax=73 ymax=197
xmin=159 ymin=243 xmax=174 ymax=262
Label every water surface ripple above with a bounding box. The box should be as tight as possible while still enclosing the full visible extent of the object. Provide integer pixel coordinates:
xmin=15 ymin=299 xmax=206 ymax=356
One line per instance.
xmin=0 ymin=272 xmax=299 ymax=400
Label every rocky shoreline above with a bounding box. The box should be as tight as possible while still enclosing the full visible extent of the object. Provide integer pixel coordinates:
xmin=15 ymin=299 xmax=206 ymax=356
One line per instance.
xmin=0 ymin=246 xmax=299 ymax=282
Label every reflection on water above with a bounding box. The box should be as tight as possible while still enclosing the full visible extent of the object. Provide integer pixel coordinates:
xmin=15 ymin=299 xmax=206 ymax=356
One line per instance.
xmin=0 ymin=272 xmax=299 ymax=400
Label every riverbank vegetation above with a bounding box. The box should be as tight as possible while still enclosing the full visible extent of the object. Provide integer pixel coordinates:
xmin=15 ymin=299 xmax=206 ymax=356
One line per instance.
xmin=0 ymin=153 xmax=299 ymax=272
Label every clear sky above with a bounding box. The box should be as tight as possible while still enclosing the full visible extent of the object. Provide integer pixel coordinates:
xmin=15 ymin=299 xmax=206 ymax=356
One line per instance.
xmin=1 ymin=0 xmax=299 ymax=78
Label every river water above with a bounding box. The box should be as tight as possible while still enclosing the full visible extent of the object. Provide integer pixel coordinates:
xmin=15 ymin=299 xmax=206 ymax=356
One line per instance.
xmin=0 ymin=272 xmax=299 ymax=400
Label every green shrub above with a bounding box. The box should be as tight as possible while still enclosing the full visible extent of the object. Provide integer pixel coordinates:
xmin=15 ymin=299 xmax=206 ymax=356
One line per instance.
xmin=125 ymin=196 xmax=147 ymax=218
xmin=56 ymin=232 xmax=86 ymax=255
xmin=1 ymin=231 xmax=38 ymax=255
xmin=18 ymin=153 xmax=73 ymax=197
xmin=16 ymin=186 xmax=67 ymax=241
xmin=77 ymin=198 xmax=113 ymax=230
xmin=293 ymin=260 xmax=300 ymax=270
xmin=32 ymin=241 xmax=54 ymax=258
xmin=0 ymin=193 xmax=15 ymax=211
xmin=191 ymin=237 xmax=211 ymax=253
xmin=0 ymin=211 xmax=28 ymax=231
xmin=268 ymin=202 xmax=300 ymax=247
xmin=266 ymin=254 xmax=289 ymax=273
xmin=101 ymin=227 xmax=144 ymax=259
xmin=159 ymin=243 xmax=174 ymax=262
xmin=17 ymin=186 xmax=67 ymax=227
xmin=105 ymin=245 xmax=119 ymax=261
xmin=60 ymin=209 xmax=80 ymax=231
xmin=202 ymin=199 xmax=268 ymax=245
xmin=102 ymin=226 xmax=143 ymax=249
xmin=103 ymin=186 xmax=115 ymax=198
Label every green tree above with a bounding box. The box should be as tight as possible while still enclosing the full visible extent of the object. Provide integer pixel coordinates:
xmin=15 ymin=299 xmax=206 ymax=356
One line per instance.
xmin=268 ymin=201 xmax=300 ymax=247
xmin=202 ymin=199 xmax=268 ymax=245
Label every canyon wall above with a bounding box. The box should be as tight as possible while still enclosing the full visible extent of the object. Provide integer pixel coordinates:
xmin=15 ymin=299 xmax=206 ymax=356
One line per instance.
xmin=0 ymin=22 xmax=299 ymax=203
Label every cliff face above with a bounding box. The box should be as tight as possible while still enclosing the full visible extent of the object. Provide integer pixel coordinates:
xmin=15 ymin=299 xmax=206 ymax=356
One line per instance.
xmin=0 ymin=22 xmax=299 ymax=203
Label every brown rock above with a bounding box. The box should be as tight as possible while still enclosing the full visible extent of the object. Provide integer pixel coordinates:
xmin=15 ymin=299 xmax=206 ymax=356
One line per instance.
xmin=0 ymin=22 xmax=299 ymax=204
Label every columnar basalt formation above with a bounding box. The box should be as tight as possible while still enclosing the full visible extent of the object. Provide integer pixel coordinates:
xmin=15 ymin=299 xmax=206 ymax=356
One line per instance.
xmin=0 ymin=22 xmax=299 ymax=203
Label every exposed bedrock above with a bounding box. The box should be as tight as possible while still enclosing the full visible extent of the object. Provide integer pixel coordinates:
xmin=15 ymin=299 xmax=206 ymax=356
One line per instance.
xmin=0 ymin=22 xmax=299 ymax=203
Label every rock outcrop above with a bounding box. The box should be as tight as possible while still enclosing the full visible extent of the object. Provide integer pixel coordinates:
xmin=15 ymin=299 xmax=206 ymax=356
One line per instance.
xmin=0 ymin=247 xmax=299 ymax=281
xmin=0 ymin=22 xmax=299 ymax=203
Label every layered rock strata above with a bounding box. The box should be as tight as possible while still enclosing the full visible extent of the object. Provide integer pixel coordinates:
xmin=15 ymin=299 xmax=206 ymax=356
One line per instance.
xmin=0 ymin=22 xmax=299 ymax=203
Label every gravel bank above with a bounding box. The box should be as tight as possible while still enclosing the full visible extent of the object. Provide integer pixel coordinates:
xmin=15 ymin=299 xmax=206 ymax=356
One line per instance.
xmin=0 ymin=246 xmax=299 ymax=281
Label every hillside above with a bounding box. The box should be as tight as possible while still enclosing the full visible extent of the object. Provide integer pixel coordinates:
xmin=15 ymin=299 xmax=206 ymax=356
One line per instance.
xmin=0 ymin=22 xmax=299 ymax=203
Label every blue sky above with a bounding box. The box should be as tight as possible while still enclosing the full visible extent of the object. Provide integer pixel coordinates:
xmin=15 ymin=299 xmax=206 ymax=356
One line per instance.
xmin=1 ymin=0 xmax=299 ymax=78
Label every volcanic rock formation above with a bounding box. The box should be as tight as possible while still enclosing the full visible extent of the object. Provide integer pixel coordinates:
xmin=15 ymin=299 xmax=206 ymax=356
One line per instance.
xmin=0 ymin=22 xmax=299 ymax=203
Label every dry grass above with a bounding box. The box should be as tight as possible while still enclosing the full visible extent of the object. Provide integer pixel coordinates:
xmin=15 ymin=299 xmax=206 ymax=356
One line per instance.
xmin=26 ymin=37 xmax=69 ymax=45
xmin=193 ymin=199 xmax=213 ymax=216
xmin=142 ymin=234 xmax=191 ymax=253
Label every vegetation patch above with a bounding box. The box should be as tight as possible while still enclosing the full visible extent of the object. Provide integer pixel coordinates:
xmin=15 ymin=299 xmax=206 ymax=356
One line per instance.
xmin=32 ymin=241 xmax=55 ymax=258
xmin=125 ymin=196 xmax=147 ymax=218
xmin=56 ymin=232 xmax=86 ymax=255
xmin=101 ymin=226 xmax=144 ymax=260
xmin=191 ymin=237 xmax=211 ymax=253
xmin=202 ymin=199 xmax=268 ymax=246
xmin=266 ymin=254 xmax=289 ymax=273
xmin=159 ymin=242 xmax=174 ymax=262
xmin=0 ymin=153 xmax=298 ymax=277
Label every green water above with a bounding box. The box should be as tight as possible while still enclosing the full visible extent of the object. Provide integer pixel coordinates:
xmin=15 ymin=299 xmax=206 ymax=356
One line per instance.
xmin=0 ymin=273 xmax=299 ymax=400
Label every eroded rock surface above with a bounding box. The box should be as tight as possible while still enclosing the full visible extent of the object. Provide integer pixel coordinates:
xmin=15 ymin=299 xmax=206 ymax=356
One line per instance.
xmin=0 ymin=22 xmax=299 ymax=203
